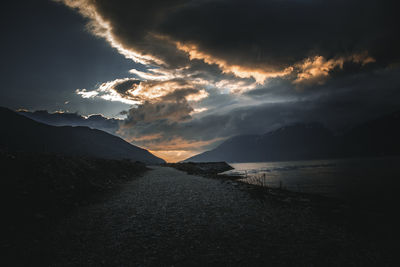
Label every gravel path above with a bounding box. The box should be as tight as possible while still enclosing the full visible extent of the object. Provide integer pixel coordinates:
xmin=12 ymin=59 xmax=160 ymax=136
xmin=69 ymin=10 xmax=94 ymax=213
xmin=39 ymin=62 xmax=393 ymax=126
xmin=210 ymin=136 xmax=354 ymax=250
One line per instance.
xmin=50 ymin=166 xmax=375 ymax=266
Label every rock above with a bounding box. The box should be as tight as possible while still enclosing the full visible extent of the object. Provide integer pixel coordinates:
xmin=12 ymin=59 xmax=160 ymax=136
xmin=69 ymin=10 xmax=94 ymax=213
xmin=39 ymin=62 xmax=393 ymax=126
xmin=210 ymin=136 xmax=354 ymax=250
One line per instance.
xmin=165 ymin=162 xmax=233 ymax=175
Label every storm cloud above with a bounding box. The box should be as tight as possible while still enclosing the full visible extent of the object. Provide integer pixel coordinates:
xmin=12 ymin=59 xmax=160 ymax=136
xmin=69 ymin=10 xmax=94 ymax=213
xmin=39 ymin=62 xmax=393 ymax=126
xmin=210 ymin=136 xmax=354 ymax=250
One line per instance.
xmin=58 ymin=0 xmax=399 ymax=77
xmin=56 ymin=0 xmax=400 ymax=161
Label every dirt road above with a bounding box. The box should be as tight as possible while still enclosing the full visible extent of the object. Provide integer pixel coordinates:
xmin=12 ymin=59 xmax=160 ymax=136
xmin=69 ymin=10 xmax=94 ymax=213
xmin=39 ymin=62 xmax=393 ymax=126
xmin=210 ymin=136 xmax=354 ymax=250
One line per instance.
xmin=50 ymin=166 xmax=379 ymax=266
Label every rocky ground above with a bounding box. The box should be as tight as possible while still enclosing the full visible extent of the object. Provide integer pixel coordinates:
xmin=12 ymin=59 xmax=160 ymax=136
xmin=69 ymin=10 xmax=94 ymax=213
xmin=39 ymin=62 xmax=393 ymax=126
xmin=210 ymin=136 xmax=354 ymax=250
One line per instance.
xmin=0 ymin=151 xmax=148 ymax=266
xmin=164 ymin=162 xmax=233 ymax=176
xmin=45 ymin=166 xmax=394 ymax=266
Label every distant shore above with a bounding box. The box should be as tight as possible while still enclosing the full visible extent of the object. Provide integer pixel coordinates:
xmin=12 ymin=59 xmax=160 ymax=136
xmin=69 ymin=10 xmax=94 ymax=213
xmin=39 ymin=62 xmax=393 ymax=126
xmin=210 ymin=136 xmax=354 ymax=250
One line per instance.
xmin=165 ymin=161 xmax=345 ymax=204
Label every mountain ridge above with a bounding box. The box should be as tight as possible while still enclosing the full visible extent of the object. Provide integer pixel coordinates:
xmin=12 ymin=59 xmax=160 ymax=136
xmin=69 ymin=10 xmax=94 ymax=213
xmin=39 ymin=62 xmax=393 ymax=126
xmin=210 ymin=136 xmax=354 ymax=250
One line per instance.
xmin=0 ymin=107 xmax=165 ymax=164
xmin=184 ymin=111 xmax=400 ymax=163
xmin=18 ymin=109 xmax=120 ymax=135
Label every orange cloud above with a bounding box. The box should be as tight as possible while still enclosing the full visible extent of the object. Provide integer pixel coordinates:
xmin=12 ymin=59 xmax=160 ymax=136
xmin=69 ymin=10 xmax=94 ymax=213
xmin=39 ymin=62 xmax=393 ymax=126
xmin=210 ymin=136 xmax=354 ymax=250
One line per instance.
xmin=175 ymin=41 xmax=293 ymax=84
xmin=149 ymin=150 xmax=199 ymax=163
xmin=57 ymin=0 xmax=164 ymax=65
xmin=294 ymin=53 xmax=375 ymax=86
xmin=134 ymin=136 xmax=222 ymax=151
xmin=123 ymin=133 xmax=164 ymax=142
xmin=175 ymin=40 xmax=375 ymax=88
xmin=60 ymin=1 xmax=378 ymax=96
xmin=76 ymin=78 xmax=208 ymax=105
xmin=294 ymin=56 xmax=345 ymax=85
xmin=115 ymin=132 xmax=226 ymax=162
xmin=121 ymin=135 xmax=225 ymax=162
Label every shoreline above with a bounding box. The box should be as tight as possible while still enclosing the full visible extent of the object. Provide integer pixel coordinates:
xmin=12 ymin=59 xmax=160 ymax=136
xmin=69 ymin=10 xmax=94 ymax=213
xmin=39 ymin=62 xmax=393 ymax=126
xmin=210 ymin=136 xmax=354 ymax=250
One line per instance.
xmin=2 ymin=158 xmax=396 ymax=265
xmin=166 ymin=162 xmax=396 ymax=244
xmin=165 ymin=161 xmax=344 ymax=204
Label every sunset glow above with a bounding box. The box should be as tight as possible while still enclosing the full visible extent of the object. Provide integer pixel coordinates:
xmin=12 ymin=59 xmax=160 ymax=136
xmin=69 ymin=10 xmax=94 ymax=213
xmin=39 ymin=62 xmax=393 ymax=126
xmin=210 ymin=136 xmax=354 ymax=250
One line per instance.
xmin=3 ymin=1 xmax=399 ymax=264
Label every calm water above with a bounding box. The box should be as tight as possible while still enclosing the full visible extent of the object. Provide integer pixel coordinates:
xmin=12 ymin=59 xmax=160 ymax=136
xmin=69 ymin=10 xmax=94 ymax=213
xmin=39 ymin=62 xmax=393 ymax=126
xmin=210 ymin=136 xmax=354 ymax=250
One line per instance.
xmin=221 ymin=157 xmax=400 ymax=200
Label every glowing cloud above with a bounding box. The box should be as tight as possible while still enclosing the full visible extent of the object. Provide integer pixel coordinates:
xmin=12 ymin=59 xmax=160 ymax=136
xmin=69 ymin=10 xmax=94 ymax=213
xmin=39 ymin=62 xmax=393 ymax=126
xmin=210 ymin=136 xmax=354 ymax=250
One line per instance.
xmin=143 ymin=137 xmax=225 ymax=162
xmin=148 ymin=150 xmax=196 ymax=163
xmin=190 ymin=107 xmax=208 ymax=115
xmin=294 ymin=53 xmax=375 ymax=85
xmin=294 ymin=56 xmax=345 ymax=85
xmin=75 ymin=78 xmax=208 ymax=105
xmin=129 ymin=68 xmax=175 ymax=81
xmin=75 ymin=89 xmax=99 ymax=98
xmin=55 ymin=0 xmax=388 ymax=163
xmin=56 ymin=0 xmax=163 ymax=65
xmin=175 ymin=41 xmax=293 ymax=84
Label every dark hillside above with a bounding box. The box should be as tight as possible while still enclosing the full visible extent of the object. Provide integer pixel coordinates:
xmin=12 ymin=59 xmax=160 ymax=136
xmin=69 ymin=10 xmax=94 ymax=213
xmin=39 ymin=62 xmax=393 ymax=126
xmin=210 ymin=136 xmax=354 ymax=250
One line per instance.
xmin=0 ymin=107 xmax=164 ymax=164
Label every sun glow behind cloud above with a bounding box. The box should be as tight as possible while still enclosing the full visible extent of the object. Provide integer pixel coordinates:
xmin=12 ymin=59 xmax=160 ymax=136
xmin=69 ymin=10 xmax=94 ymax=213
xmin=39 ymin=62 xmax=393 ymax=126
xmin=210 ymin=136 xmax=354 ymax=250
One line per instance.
xmin=149 ymin=150 xmax=197 ymax=163
xmin=56 ymin=0 xmax=164 ymax=65
xmin=293 ymin=53 xmax=375 ymax=86
xmin=119 ymin=129 xmax=225 ymax=162
xmin=175 ymin=41 xmax=294 ymax=84
xmin=145 ymin=137 xmax=225 ymax=162
xmin=75 ymin=78 xmax=209 ymax=107
xmin=56 ymin=0 xmax=381 ymax=162
xmin=129 ymin=68 xmax=175 ymax=81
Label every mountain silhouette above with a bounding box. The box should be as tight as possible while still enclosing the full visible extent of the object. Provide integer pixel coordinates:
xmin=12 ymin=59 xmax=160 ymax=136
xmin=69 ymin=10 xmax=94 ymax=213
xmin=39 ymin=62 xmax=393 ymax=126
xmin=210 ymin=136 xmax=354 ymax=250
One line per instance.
xmin=340 ymin=110 xmax=400 ymax=157
xmin=185 ymin=111 xmax=400 ymax=163
xmin=0 ymin=107 xmax=164 ymax=164
xmin=185 ymin=123 xmax=335 ymax=162
xmin=18 ymin=110 xmax=120 ymax=135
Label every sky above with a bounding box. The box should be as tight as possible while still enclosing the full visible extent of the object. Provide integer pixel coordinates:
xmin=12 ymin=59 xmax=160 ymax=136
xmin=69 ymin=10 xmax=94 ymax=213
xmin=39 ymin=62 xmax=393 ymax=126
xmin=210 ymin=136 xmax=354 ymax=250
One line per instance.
xmin=1 ymin=0 xmax=400 ymax=162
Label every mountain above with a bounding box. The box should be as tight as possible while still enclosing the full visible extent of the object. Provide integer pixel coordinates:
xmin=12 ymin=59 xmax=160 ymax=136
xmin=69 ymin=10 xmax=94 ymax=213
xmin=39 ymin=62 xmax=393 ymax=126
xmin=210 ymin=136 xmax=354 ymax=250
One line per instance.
xmin=185 ymin=111 xmax=400 ymax=163
xmin=340 ymin=110 xmax=400 ymax=157
xmin=185 ymin=123 xmax=336 ymax=162
xmin=0 ymin=107 xmax=165 ymax=164
xmin=18 ymin=110 xmax=120 ymax=135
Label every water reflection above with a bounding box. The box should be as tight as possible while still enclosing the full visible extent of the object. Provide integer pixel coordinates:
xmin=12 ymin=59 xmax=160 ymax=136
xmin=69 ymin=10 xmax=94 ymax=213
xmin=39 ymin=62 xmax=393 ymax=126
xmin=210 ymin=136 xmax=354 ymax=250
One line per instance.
xmin=222 ymin=157 xmax=400 ymax=204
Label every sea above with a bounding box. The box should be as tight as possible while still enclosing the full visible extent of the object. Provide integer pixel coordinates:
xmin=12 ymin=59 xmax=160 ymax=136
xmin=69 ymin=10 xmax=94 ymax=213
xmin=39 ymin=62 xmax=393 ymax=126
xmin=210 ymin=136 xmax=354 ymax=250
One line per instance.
xmin=221 ymin=157 xmax=400 ymax=202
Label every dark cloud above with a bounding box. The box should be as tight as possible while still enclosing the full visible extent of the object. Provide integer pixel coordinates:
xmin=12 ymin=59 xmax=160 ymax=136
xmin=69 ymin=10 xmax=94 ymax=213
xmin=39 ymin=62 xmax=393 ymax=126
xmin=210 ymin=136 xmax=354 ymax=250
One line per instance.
xmin=121 ymin=88 xmax=200 ymax=128
xmin=118 ymin=66 xmax=400 ymax=156
xmin=123 ymin=100 xmax=192 ymax=127
xmin=163 ymin=0 xmax=399 ymax=67
xmin=61 ymin=0 xmax=399 ymax=73
xmin=113 ymin=79 xmax=140 ymax=97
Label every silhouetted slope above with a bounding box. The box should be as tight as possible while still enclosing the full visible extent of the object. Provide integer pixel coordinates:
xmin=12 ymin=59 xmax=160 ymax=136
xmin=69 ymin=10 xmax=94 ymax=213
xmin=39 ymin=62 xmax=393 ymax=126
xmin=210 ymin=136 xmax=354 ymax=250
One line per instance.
xmin=186 ymin=123 xmax=335 ymax=162
xmin=341 ymin=110 xmax=400 ymax=157
xmin=19 ymin=110 xmax=119 ymax=135
xmin=185 ymin=111 xmax=400 ymax=163
xmin=0 ymin=107 xmax=165 ymax=164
